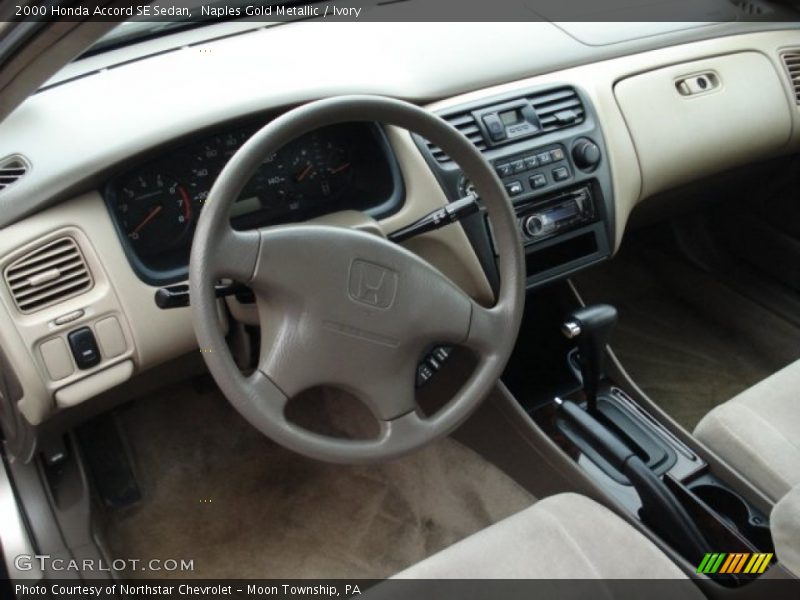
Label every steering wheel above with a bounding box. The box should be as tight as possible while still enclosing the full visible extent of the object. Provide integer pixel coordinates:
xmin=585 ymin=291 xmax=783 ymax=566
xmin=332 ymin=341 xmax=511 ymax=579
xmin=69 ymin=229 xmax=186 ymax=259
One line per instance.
xmin=189 ymin=95 xmax=525 ymax=463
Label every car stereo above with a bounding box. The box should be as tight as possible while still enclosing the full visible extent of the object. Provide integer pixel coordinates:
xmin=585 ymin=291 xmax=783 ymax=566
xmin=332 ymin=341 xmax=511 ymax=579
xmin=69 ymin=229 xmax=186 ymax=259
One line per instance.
xmin=517 ymin=186 xmax=595 ymax=244
xmin=415 ymin=84 xmax=614 ymax=289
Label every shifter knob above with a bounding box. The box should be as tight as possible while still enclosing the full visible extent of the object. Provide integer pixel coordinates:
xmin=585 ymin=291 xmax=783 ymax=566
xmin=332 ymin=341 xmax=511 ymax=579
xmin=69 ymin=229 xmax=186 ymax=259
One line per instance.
xmin=563 ymin=304 xmax=618 ymax=412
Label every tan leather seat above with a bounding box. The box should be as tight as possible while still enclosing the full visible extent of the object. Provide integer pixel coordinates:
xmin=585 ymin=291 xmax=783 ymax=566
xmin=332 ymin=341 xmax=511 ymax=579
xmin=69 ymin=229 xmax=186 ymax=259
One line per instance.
xmin=392 ymin=493 xmax=698 ymax=582
xmin=694 ymin=359 xmax=800 ymax=502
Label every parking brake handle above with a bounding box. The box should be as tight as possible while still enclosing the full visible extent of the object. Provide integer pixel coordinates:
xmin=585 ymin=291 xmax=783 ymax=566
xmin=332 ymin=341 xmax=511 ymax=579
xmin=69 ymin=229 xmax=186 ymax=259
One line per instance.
xmin=556 ymin=397 xmax=709 ymax=564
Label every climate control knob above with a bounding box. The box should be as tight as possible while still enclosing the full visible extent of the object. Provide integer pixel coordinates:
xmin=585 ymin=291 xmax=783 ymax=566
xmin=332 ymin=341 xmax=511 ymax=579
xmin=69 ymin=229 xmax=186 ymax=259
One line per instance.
xmin=572 ymin=138 xmax=601 ymax=171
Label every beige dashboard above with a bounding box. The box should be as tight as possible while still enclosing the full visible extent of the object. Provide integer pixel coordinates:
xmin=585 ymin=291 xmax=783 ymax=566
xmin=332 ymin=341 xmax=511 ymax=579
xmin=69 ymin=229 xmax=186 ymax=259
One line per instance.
xmin=0 ymin=27 xmax=799 ymax=440
xmin=429 ymin=30 xmax=800 ymax=250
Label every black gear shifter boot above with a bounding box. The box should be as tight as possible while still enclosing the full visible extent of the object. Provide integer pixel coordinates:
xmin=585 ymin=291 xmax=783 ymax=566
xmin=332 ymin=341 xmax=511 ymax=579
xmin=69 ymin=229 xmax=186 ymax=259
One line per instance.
xmin=562 ymin=304 xmax=618 ymax=412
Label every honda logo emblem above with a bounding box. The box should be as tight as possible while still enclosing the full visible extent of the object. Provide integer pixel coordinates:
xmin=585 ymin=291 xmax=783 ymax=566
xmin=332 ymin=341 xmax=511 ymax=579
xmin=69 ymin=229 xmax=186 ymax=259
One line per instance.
xmin=348 ymin=260 xmax=397 ymax=309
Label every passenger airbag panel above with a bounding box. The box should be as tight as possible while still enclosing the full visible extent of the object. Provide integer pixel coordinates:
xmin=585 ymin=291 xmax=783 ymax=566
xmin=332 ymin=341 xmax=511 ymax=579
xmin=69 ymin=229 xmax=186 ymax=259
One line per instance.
xmin=614 ymin=52 xmax=793 ymax=199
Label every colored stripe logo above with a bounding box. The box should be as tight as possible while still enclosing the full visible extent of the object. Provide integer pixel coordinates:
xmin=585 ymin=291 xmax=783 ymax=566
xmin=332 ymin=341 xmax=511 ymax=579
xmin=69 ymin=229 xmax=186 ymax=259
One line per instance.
xmin=697 ymin=552 xmax=773 ymax=574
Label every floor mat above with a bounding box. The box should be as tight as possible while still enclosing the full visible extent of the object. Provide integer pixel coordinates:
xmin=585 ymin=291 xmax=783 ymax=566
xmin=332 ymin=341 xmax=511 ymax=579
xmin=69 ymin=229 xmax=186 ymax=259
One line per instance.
xmin=101 ymin=381 xmax=533 ymax=579
xmin=573 ymin=236 xmax=800 ymax=431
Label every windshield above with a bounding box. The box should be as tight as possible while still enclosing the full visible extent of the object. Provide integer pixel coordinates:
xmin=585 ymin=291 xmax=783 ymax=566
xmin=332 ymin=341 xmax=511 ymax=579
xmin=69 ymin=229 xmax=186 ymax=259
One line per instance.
xmin=87 ymin=1 xmax=323 ymax=54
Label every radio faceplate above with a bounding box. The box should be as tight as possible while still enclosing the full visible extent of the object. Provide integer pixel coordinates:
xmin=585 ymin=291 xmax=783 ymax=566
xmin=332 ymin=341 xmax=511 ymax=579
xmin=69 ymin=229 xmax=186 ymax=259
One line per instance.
xmin=517 ymin=186 xmax=596 ymax=244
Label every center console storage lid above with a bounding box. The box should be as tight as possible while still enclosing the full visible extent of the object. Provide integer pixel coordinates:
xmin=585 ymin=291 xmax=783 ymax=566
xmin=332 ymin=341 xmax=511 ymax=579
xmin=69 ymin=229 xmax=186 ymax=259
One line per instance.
xmin=614 ymin=52 xmax=793 ymax=200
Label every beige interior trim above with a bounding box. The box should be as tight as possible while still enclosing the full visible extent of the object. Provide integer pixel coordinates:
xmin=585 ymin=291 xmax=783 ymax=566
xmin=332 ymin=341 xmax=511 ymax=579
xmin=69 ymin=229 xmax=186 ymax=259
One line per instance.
xmin=427 ymin=30 xmax=800 ymax=251
xmin=615 ymin=52 xmax=793 ymax=199
xmin=380 ymin=127 xmax=494 ymax=305
xmin=1 ymin=29 xmax=800 ymax=427
xmin=0 ymin=21 xmax=115 ymax=121
xmin=0 ymin=193 xmax=197 ymax=425
xmin=0 ymin=128 xmax=493 ymax=424
xmin=772 ymin=484 xmax=800 ymax=577
xmin=55 ymin=359 xmax=134 ymax=409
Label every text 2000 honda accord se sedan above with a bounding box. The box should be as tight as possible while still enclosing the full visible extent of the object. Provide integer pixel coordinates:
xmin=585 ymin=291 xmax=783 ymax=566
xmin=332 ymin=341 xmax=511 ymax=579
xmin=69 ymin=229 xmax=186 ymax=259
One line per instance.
xmin=1 ymin=2 xmax=800 ymax=598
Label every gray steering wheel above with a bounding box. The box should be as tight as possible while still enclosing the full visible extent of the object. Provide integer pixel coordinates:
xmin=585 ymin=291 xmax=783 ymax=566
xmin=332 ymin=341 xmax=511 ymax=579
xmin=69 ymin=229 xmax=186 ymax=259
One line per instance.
xmin=189 ymin=95 xmax=525 ymax=463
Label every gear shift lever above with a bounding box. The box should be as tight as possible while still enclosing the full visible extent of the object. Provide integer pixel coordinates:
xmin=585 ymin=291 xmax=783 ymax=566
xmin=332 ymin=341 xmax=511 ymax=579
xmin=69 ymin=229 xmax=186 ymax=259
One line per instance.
xmin=562 ymin=304 xmax=618 ymax=412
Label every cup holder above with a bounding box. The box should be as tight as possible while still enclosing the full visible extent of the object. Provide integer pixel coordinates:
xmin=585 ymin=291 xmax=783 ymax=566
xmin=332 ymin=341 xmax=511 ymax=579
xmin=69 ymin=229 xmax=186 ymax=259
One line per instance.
xmin=692 ymin=485 xmax=750 ymax=526
xmin=690 ymin=483 xmax=773 ymax=551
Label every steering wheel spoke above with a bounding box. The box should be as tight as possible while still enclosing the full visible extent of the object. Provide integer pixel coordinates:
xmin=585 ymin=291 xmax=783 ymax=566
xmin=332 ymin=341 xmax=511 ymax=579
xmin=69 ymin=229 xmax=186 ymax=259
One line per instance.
xmin=464 ymin=300 xmax=510 ymax=356
xmin=203 ymin=227 xmax=262 ymax=283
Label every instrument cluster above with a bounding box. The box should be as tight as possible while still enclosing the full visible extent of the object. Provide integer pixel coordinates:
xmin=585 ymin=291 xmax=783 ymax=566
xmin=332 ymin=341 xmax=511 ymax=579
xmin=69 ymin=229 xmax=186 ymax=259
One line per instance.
xmin=105 ymin=121 xmax=401 ymax=282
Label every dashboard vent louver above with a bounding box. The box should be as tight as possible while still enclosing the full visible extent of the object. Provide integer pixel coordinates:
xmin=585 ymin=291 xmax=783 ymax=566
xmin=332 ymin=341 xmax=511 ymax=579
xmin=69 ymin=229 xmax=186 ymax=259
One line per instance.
xmin=425 ymin=111 xmax=488 ymax=163
xmin=5 ymin=237 xmax=93 ymax=313
xmin=781 ymin=50 xmax=800 ymax=104
xmin=426 ymin=86 xmax=585 ymax=164
xmin=0 ymin=155 xmax=29 ymax=193
xmin=530 ymin=87 xmax=586 ymax=133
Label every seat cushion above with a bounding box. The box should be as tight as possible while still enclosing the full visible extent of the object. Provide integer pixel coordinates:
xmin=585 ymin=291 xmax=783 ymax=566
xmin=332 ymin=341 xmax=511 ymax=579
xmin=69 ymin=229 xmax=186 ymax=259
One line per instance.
xmin=772 ymin=483 xmax=800 ymax=577
xmin=393 ymin=493 xmax=690 ymax=579
xmin=694 ymin=359 xmax=800 ymax=501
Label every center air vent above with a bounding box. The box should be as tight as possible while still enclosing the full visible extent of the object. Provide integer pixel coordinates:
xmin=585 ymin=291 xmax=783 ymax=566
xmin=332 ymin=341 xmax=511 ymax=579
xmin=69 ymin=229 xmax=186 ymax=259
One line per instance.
xmin=530 ymin=87 xmax=586 ymax=133
xmin=781 ymin=50 xmax=800 ymax=104
xmin=5 ymin=237 xmax=93 ymax=313
xmin=425 ymin=111 xmax=488 ymax=163
xmin=425 ymin=86 xmax=585 ymax=163
xmin=0 ymin=155 xmax=29 ymax=193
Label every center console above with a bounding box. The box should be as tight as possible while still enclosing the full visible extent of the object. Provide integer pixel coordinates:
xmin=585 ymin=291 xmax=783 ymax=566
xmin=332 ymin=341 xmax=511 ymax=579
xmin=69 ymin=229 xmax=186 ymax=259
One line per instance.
xmin=503 ymin=286 xmax=780 ymax=586
xmin=415 ymin=85 xmax=613 ymax=289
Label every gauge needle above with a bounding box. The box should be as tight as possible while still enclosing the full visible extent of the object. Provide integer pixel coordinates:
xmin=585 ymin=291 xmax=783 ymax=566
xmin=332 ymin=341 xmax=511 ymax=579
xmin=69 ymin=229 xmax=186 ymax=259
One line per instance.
xmin=329 ymin=162 xmax=351 ymax=174
xmin=129 ymin=205 xmax=163 ymax=236
xmin=295 ymin=163 xmax=315 ymax=182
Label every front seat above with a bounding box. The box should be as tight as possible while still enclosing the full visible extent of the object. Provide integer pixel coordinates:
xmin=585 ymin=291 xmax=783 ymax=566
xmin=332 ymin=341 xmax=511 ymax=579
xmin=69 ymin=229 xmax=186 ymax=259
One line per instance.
xmin=694 ymin=358 xmax=800 ymax=502
xmin=392 ymin=492 xmax=700 ymax=585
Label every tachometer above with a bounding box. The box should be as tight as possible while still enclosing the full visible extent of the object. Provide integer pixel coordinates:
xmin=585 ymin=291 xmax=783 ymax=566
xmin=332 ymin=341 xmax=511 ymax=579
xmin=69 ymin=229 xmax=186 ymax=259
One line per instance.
xmin=116 ymin=173 xmax=193 ymax=256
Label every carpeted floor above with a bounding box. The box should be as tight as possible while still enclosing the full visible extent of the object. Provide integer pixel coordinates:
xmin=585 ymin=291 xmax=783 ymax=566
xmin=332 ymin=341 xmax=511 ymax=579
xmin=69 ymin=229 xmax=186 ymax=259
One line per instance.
xmin=573 ymin=239 xmax=800 ymax=431
xmin=101 ymin=381 xmax=533 ymax=579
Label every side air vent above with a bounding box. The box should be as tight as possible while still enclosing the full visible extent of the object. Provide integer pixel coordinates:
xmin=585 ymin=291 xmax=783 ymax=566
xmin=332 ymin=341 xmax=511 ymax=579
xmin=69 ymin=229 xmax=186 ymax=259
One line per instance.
xmin=0 ymin=155 xmax=29 ymax=193
xmin=530 ymin=87 xmax=586 ymax=133
xmin=5 ymin=237 xmax=93 ymax=313
xmin=425 ymin=111 xmax=488 ymax=163
xmin=782 ymin=50 xmax=800 ymax=104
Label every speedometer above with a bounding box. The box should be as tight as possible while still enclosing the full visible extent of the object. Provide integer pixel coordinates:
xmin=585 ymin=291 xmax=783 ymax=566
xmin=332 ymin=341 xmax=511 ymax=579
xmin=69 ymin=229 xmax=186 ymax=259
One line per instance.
xmin=115 ymin=173 xmax=193 ymax=256
xmin=287 ymin=133 xmax=353 ymax=205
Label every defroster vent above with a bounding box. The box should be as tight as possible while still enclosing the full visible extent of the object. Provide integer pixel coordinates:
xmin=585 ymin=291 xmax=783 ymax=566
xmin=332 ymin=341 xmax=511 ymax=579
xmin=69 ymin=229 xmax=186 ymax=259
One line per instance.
xmin=0 ymin=155 xmax=29 ymax=193
xmin=5 ymin=237 xmax=93 ymax=313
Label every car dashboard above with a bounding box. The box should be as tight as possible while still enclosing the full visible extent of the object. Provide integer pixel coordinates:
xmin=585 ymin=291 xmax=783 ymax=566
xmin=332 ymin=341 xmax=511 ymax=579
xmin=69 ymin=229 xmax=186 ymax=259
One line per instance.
xmin=0 ymin=21 xmax=798 ymax=460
